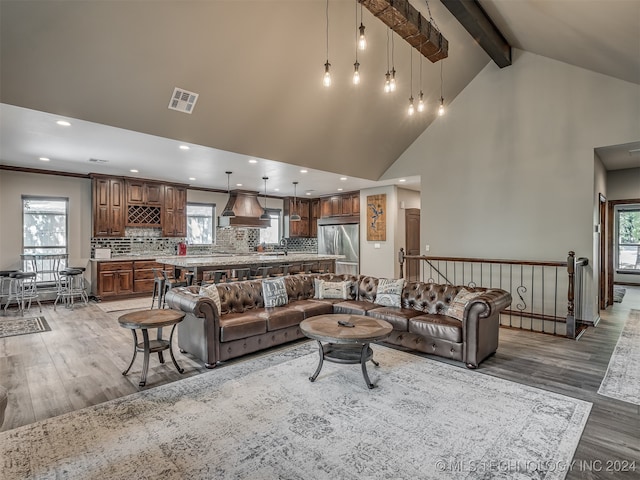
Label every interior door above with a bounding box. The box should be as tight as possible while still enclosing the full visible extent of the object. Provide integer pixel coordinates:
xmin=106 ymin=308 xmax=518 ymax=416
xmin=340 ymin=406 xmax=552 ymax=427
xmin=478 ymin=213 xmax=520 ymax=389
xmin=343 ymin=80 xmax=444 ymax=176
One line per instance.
xmin=405 ymin=208 xmax=420 ymax=282
xmin=599 ymin=193 xmax=607 ymax=310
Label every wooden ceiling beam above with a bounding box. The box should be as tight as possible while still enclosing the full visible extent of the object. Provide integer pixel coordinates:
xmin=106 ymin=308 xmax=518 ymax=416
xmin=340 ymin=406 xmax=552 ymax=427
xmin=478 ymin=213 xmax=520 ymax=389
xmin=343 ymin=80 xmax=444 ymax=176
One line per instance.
xmin=361 ymin=0 xmax=448 ymax=63
xmin=441 ymin=0 xmax=511 ymax=68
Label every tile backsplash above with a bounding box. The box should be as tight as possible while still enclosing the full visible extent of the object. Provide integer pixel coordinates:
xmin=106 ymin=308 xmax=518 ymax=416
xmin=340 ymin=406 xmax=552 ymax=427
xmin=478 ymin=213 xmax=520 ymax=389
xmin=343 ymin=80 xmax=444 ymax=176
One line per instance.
xmin=91 ymin=227 xmax=317 ymax=257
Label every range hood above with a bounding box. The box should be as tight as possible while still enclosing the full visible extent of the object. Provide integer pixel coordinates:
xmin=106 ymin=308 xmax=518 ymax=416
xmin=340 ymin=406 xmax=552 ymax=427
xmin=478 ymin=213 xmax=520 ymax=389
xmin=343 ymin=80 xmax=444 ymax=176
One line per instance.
xmin=217 ymin=190 xmax=271 ymax=228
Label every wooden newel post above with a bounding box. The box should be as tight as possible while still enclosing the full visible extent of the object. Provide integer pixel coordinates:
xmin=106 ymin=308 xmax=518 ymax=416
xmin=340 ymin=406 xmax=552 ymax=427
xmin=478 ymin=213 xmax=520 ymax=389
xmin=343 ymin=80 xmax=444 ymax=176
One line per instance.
xmin=399 ymin=248 xmax=405 ymax=279
xmin=566 ymin=251 xmax=576 ymax=339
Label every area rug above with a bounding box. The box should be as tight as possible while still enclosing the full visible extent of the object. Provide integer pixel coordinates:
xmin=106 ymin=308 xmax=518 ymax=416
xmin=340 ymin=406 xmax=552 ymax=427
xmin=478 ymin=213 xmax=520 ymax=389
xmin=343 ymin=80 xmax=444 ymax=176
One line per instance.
xmin=94 ymin=296 xmax=154 ymax=313
xmin=598 ymin=309 xmax=640 ymax=405
xmin=0 ymin=316 xmax=50 ymax=338
xmin=0 ymin=343 xmax=591 ymax=480
xmin=613 ymin=285 xmax=626 ymax=303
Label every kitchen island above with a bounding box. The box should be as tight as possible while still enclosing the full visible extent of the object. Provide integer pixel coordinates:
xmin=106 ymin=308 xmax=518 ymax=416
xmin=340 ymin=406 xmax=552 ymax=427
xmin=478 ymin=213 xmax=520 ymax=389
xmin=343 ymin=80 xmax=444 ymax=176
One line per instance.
xmin=160 ymin=253 xmax=344 ymax=284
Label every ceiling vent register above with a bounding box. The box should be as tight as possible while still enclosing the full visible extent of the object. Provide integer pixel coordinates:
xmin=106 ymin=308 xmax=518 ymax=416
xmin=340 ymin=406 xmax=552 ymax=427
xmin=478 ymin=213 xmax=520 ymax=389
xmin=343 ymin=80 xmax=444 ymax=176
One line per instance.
xmin=168 ymin=87 xmax=199 ymax=114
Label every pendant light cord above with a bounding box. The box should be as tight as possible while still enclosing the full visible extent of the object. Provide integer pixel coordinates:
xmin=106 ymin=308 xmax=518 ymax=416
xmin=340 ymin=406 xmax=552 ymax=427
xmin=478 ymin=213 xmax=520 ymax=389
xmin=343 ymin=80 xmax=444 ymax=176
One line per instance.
xmin=325 ymin=0 xmax=330 ymax=62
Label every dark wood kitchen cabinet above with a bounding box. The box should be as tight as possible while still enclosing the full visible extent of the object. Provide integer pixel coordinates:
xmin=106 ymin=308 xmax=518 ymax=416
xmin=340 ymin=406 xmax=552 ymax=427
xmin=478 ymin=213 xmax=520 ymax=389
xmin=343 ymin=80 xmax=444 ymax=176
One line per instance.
xmin=284 ymin=198 xmax=311 ymax=237
xmin=93 ymin=261 xmax=133 ymax=299
xmin=319 ymin=192 xmax=360 ymax=219
xmin=92 ymin=176 xmax=126 ymax=237
xmin=126 ymin=180 xmax=163 ymax=206
xmin=310 ymin=199 xmax=319 ymax=237
xmin=163 ymin=185 xmax=187 ymax=237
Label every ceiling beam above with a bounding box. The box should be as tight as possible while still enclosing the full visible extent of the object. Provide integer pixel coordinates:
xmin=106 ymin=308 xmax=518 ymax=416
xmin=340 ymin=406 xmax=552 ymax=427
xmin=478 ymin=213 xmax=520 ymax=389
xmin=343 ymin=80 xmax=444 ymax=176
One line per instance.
xmin=361 ymin=0 xmax=448 ymax=62
xmin=441 ymin=0 xmax=511 ymax=68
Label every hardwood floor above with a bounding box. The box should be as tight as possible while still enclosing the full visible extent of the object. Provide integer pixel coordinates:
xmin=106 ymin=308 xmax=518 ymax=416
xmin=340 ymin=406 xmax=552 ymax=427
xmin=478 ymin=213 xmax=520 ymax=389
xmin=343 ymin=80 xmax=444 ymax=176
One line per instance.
xmin=1 ymin=289 xmax=639 ymax=479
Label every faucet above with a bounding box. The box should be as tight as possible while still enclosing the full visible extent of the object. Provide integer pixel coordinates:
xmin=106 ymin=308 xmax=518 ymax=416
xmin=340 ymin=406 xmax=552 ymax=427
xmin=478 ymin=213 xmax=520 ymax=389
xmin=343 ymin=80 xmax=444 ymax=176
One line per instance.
xmin=279 ymin=237 xmax=288 ymax=256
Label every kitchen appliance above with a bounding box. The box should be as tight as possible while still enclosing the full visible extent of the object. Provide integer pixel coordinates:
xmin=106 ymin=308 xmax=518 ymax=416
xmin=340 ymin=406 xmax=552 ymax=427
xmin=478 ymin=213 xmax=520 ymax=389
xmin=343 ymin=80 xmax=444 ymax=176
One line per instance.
xmin=317 ymin=223 xmax=359 ymax=275
xmin=178 ymin=242 xmax=187 ymax=256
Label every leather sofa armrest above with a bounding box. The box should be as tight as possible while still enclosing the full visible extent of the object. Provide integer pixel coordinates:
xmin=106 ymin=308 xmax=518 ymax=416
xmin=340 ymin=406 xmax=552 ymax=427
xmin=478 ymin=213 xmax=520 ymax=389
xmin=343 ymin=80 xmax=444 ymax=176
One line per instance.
xmin=165 ymin=286 xmax=218 ymax=319
xmin=466 ymin=289 xmax=513 ymax=319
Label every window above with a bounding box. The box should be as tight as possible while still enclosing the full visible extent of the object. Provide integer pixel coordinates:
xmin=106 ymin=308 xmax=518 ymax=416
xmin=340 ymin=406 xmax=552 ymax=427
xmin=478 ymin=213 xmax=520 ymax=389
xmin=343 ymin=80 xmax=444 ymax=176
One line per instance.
xmin=187 ymin=203 xmax=215 ymax=244
xmin=23 ymin=196 xmax=68 ymax=282
xmin=260 ymin=209 xmax=281 ymax=244
xmin=616 ymin=207 xmax=640 ymax=273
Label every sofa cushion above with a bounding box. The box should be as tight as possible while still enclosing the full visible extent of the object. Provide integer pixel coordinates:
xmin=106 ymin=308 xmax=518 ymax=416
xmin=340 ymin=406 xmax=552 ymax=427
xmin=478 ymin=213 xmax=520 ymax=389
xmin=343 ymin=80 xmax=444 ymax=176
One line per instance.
xmin=314 ymin=279 xmax=351 ymax=299
xmin=446 ymin=288 xmax=485 ymax=321
xmin=409 ymin=314 xmax=463 ymax=343
xmin=332 ymin=300 xmax=381 ymax=316
xmin=199 ymin=283 xmax=221 ymax=315
xmin=367 ymin=306 xmax=422 ymax=331
xmin=219 ymin=313 xmax=268 ymax=342
xmin=258 ymin=306 xmax=305 ymax=331
xmin=262 ymin=277 xmax=288 ymax=308
xmin=374 ymin=278 xmax=405 ymax=307
xmin=289 ymin=299 xmax=334 ymax=319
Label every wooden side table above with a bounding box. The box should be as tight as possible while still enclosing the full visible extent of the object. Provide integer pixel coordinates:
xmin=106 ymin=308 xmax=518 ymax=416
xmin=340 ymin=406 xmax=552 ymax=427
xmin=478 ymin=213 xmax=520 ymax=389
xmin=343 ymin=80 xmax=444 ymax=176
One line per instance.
xmin=118 ymin=309 xmax=186 ymax=387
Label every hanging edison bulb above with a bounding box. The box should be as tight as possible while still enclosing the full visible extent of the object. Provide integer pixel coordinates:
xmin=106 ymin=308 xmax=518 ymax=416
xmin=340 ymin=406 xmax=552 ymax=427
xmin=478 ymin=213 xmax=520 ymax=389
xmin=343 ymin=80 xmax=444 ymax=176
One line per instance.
xmin=323 ymin=62 xmax=332 ymax=87
xmin=389 ymin=68 xmax=397 ymax=92
xmin=384 ymin=72 xmax=391 ymax=93
xmin=408 ymin=96 xmax=415 ymax=116
xmin=358 ymin=23 xmax=367 ymax=50
xmin=417 ymin=91 xmax=425 ymax=112
xmin=353 ymin=61 xmax=360 ymax=85
xmin=438 ymin=97 xmax=445 ymax=116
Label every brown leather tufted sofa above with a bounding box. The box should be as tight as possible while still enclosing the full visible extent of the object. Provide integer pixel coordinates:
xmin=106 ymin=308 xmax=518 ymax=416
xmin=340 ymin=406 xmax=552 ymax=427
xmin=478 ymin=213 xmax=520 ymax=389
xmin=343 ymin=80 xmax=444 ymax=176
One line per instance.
xmin=164 ymin=274 xmax=511 ymax=369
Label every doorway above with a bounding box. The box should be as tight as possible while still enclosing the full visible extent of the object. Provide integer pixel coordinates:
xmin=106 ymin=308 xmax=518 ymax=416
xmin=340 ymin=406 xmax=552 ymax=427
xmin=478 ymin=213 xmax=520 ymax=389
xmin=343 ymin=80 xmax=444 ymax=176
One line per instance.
xmin=405 ymin=208 xmax=420 ymax=281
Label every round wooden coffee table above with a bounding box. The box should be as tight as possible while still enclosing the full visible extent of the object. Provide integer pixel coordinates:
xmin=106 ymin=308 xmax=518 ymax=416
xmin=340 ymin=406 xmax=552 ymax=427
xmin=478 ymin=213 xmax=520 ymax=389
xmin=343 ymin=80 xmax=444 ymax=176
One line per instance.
xmin=300 ymin=314 xmax=393 ymax=389
xmin=118 ymin=309 xmax=185 ymax=387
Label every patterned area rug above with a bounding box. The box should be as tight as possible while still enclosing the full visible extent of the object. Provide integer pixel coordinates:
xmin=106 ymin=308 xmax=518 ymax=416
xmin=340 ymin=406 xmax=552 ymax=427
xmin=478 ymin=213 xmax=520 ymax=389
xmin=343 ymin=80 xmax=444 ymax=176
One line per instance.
xmin=0 ymin=343 xmax=591 ymax=479
xmin=94 ymin=296 xmax=154 ymax=313
xmin=598 ymin=309 xmax=640 ymax=405
xmin=613 ymin=286 xmax=626 ymax=303
xmin=0 ymin=316 xmax=50 ymax=338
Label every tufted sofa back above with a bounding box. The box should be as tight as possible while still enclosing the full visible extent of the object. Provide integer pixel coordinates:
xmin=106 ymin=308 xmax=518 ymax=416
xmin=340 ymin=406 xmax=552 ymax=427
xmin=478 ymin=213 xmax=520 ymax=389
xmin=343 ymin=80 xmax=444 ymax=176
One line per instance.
xmin=402 ymin=282 xmax=488 ymax=314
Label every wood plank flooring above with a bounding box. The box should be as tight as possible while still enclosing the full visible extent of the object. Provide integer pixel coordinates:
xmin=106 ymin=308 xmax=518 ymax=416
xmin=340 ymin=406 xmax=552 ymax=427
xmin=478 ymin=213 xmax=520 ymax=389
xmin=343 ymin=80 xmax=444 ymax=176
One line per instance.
xmin=1 ymin=290 xmax=639 ymax=479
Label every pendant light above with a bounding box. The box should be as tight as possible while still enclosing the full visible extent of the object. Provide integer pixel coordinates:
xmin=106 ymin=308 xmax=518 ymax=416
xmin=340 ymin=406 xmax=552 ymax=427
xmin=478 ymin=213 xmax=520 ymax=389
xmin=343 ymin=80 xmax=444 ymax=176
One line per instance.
xmin=221 ymin=171 xmax=236 ymax=217
xmin=417 ymin=42 xmax=425 ymax=112
xmin=407 ymin=47 xmax=414 ymax=116
xmin=322 ymin=0 xmax=332 ymax=87
xmin=290 ymin=181 xmax=301 ymax=222
xmin=358 ymin=0 xmax=367 ymax=50
xmin=438 ymin=60 xmax=446 ymax=116
xmin=384 ymin=28 xmax=391 ymax=93
xmin=259 ymin=176 xmax=271 ymax=220
xmin=389 ymin=28 xmax=397 ymax=92
xmin=352 ymin=0 xmax=360 ymax=85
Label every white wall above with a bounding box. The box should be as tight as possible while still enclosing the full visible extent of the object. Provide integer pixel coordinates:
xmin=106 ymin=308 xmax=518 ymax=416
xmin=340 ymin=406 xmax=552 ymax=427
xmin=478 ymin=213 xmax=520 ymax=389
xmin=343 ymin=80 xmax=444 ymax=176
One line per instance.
xmin=359 ymin=185 xmax=399 ymax=278
xmin=0 ymin=170 xmax=93 ymax=271
xmin=607 ymin=168 xmax=640 ymax=200
xmin=383 ymin=49 xmax=640 ymax=322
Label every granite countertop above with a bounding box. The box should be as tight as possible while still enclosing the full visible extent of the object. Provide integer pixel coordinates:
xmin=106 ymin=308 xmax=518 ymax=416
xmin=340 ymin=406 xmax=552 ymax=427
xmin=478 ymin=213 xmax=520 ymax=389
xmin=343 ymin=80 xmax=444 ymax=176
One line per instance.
xmin=159 ymin=253 xmax=344 ymax=267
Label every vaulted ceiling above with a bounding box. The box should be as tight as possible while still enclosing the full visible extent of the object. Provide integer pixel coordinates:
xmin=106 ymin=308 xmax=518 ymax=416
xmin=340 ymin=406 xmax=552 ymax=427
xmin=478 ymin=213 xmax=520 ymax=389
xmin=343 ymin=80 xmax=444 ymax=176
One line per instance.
xmin=1 ymin=0 xmax=638 ymax=195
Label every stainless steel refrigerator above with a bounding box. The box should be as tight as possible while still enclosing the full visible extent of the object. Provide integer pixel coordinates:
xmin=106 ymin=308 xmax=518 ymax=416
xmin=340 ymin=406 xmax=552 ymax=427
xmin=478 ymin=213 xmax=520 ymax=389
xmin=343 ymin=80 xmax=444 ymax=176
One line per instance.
xmin=317 ymin=223 xmax=359 ymax=275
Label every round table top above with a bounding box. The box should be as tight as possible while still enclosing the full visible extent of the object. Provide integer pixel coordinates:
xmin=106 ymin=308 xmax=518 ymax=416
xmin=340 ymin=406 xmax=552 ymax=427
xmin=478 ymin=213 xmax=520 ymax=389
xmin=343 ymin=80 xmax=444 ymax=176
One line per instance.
xmin=118 ymin=309 xmax=185 ymax=330
xmin=300 ymin=314 xmax=392 ymax=344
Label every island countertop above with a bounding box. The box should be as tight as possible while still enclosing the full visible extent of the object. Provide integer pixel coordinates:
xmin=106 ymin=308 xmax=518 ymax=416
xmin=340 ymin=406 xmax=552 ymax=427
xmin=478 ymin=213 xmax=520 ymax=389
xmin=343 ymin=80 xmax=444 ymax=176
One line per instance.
xmin=159 ymin=253 xmax=344 ymax=268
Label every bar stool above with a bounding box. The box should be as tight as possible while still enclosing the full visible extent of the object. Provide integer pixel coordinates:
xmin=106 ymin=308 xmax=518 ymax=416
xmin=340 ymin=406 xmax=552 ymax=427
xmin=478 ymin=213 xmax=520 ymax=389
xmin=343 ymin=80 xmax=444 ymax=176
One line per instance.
xmin=230 ymin=268 xmax=251 ymax=282
xmin=271 ymin=264 xmax=292 ymax=277
xmin=161 ymin=271 xmax=188 ymax=308
xmin=0 ymin=270 xmax=18 ymax=309
xmin=212 ymin=270 xmax=229 ymax=284
xmin=300 ymin=263 xmax=315 ymax=274
xmin=54 ymin=268 xmax=88 ymax=310
xmin=4 ymin=271 xmax=42 ymax=315
xmin=150 ymin=268 xmax=166 ymax=309
xmin=251 ymin=266 xmax=271 ymax=279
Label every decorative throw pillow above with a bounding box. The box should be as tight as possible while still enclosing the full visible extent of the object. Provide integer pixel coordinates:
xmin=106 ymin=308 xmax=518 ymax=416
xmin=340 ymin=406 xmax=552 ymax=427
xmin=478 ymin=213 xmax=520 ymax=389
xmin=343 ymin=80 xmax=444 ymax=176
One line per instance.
xmin=262 ymin=277 xmax=288 ymax=308
xmin=447 ymin=288 xmax=485 ymax=321
xmin=313 ymin=278 xmax=323 ymax=299
xmin=374 ymin=278 xmax=405 ymax=308
xmin=320 ymin=280 xmax=351 ymax=299
xmin=199 ymin=283 xmax=222 ymax=315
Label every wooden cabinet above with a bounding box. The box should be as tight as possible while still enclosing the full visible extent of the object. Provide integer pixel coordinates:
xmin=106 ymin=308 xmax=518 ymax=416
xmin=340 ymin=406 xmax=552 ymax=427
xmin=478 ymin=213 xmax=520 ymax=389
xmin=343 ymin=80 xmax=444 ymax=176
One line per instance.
xmin=92 ymin=176 xmax=126 ymax=237
xmin=93 ymin=261 xmax=133 ymax=298
xmin=310 ymin=199 xmax=319 ymax=237
xmin=163 ymin=185 xmax=187 ymax=237
xmin=133 ymin=260 xmax=165 ymax=293
xmin=285 ymin=198 xmax=311 ymax=237
xmin=319 ymin=192 xmax=360 ymax=218
xmin=126 ymin=180 xmax=163 ymax=206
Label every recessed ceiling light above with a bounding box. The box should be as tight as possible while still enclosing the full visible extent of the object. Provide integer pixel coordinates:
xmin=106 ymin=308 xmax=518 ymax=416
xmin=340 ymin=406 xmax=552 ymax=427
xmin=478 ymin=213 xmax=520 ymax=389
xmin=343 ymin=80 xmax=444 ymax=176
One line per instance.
xmin=399 ymin=178 xmax=406 ymax=183
xmin=39 ymin=157 xmax=50 ymax=162
xmin=337 ymin=188 xmax=343 ymax=191
xmin=179 ymin=145 xmax=190 ymax=150
xmin=300 ymin=169 xmax=308 ymax=173
xmin=130 ymin=169 xmax=139 ymax=173
xmin=236 ymin=183 xmax=243 ymax=187
xmin=305 ymin=192 xmax=311 ymax=195
xmin=274 ymin=188 xmax=280 ymax=192
xmin=340 ymin=177 xmax=347 ymax=181
xmin=189 ymin=177 xmax=196 ymax=181
xmin=249 ymin=159 xmax=258 ymax=164
xmin=56 ymin=120 xmax=71 ymax=126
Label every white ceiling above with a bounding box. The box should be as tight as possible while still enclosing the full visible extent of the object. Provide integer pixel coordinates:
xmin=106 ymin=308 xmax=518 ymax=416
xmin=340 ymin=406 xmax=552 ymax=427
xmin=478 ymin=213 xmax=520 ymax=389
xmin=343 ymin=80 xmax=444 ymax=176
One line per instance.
xmin=0 ymin=0 xmax=638 ymax=196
